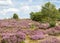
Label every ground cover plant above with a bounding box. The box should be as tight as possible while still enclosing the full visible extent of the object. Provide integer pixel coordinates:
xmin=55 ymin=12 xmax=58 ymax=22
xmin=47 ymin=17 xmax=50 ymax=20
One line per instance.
xmin=0 ymin=2 xmax=60 ymax=43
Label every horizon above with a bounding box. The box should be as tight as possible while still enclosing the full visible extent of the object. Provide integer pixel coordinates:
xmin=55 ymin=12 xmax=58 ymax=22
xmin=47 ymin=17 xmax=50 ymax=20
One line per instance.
xmin=0 ymin=0 xmax=60 ymax=19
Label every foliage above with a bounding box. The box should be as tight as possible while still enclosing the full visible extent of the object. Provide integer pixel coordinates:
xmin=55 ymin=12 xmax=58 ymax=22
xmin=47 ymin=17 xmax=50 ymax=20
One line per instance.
xmin=40 ymin=37 xmax=60 ymax=43
xmin=41 ymin=2 xmax=59 ymax=22
xmin=49 ymin=21 xmax=56 ymax=27
xmin=30 ymin=2 xmax=59 ymax=23
xmin=30 ymin=23 xmax=36 ymax=30
xmin=30 ymin=12 xmax=42 ymax=22
xmin=0 ymin=19 xmax=60 ymax=42
xmin=29 ymin=29 xmax=45 ymax=40
xmin=1 ymin=2 xmax=60 ymax=43
xmin=13 ymin=13 xmax=19 ymax=19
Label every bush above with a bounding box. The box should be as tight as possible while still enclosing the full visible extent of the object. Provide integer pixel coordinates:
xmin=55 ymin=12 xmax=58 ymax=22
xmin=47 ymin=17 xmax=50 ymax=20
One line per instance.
xmin=30 ymin=12 xmax=42 ymax=22
xmin=13 ymin=13 xmax=19 ymax=19
xmin=49 ymin=21 xmax=56 ymax=27
xmin=30 ymin=2 xmax=59 ymax=24
xmin=30 ymin=23 xmax=36 ymax=30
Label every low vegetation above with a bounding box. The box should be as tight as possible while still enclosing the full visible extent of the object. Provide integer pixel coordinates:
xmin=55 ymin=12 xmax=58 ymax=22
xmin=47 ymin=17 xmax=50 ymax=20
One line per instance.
xmin=0 ymin=2 xmax=60 ymax=43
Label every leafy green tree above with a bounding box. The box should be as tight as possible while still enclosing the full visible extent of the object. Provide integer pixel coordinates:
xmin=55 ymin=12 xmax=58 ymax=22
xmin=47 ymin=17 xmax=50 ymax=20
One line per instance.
xmin=30 ymin=2 xmax=59 ymax=27
xmin=30 ymin=12 xmax=42 ymax=22
xmin=41 ymin=2 xmax=58 ymax=22
xmin=30 ymin=2 xmax=59 ymax=22
xmin=30 ymin=12 xmax=34 ymax=20
xmin=49 ymin=21 xmax=56 ymax=27
xmin=13 ymin=13 xmax=19 ymax=19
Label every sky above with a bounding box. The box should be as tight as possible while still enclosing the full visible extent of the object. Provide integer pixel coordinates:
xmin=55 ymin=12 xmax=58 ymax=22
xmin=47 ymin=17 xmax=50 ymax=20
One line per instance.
xmin=0 ymin=0 xmax=60 ymax=19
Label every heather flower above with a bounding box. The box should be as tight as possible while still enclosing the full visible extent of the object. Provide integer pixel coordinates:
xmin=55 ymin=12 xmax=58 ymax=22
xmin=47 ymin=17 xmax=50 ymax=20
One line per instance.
xmin=40 ymin=36 xmax=60 ymax=43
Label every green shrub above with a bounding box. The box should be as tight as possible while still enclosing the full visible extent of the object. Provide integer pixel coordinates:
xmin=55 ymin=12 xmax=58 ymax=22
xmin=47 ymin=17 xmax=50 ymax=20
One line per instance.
xmin=49 ymin=21 xmax=56 ymax=27
xmin=30 ymin=12 xmax=42 ymax=22
xmin=30 ymin=24 xmax=36 ymax=30
xmin=13 ymin=13 xmax=19 ymax=19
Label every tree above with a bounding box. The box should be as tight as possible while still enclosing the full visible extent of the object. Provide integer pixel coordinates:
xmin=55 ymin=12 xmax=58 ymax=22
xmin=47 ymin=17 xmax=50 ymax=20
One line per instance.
xmin=13 ymin=13 xmax=19 ymax=19
xmin=30 ymin=2 xmax=59 ymax=27
xmin=30 ymin=2 xmax=59 ymax=22
xmin=41 ymin=2 xmax=58 ymax=22
xmin=30 ymin=12 xmax=42 ymax=22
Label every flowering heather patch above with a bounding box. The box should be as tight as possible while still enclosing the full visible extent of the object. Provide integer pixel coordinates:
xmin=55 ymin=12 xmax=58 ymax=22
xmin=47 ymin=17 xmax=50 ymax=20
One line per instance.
xmin=39 ymin=23 xmax=50 ymax=29
xmin=0 ymin=19 xmax=50 ymax=29
xmin=55 ymin=26 xmax=60 ymax=30
xmin=1 ymin=32 xmax=26 ymax=43
xmin=0 ymin=19 xmax=60 ymax=43
xmin=46 ymin=27 xmax=60 ymax=36
xmin=29 ymin=29 xmax=46 ymax=40
xmin=22 ymin=29 xmax=32 ymax=35
xmin=29 ymin=34 xmax=45 ymax=40
xmin=40 ymin=36 xmax=60 ymax=43
xmin=29 ymin=29 xmax=46 ymax=35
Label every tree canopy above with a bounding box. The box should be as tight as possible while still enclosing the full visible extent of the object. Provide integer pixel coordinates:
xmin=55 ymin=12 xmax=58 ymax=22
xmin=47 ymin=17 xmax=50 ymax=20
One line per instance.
xmin=30 ymin=2 xmax=59 ymax=22
xmin=13 ymin=13 xmax=19 ymax=19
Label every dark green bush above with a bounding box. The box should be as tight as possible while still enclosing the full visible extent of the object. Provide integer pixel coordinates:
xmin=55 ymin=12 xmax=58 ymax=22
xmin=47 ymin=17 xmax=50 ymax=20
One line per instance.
xmin=49 ymin=21 xmax=56 ymax=27
xmin=13 ymin=13 xmax=19 ymax=19
xmin=30 ymin=12 xmax=42 ymax=22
